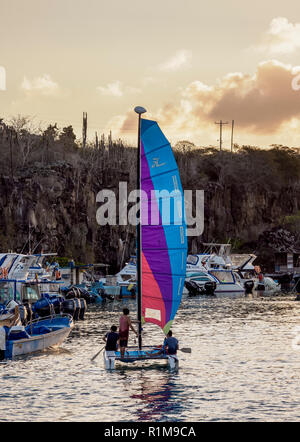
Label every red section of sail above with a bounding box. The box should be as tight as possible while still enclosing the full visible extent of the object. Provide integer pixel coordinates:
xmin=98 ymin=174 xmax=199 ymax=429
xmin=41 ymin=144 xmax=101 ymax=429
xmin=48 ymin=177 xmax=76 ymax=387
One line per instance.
xmin=141 ymin=251 xmax=166 ymax=329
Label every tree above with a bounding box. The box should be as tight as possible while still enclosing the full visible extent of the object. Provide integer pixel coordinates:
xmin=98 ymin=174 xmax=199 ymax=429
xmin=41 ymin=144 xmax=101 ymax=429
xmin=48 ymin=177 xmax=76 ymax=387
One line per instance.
xmin=58 ymin=126 xmax=77 ymax=151
xmin=174 ymin=140 xmax=195 ymax=154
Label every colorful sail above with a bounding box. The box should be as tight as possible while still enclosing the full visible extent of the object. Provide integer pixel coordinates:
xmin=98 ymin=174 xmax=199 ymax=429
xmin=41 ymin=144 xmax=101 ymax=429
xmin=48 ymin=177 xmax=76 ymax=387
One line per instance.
xmin=140 ymin=119 xmax=187 ymax=334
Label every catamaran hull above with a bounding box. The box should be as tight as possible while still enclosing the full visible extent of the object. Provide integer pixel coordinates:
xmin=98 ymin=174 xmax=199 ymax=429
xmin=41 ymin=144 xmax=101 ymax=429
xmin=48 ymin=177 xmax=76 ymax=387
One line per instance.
xmin=103 ymin=347 xmax=178 ymax=370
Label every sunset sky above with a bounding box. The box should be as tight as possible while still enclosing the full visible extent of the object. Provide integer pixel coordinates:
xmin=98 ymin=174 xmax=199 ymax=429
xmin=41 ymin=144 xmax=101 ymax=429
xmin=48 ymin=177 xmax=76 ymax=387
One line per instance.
xmin=0 ymin=0 xmax=300 ymax=148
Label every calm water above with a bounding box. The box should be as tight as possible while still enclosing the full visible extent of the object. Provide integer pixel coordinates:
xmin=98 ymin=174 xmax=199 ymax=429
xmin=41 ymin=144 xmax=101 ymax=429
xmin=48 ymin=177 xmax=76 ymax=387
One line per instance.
xmin=1 ymin=293 xmax=300 ymax=422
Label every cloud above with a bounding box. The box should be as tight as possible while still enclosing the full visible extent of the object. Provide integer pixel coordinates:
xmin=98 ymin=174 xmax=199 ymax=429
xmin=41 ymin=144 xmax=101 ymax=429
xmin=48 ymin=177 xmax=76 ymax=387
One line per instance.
xmin=0 ymin=66 xmax=6 ymax=91
xmin=142 ymin=76 xmax=159 ymax=86
xmin=107 ymin=60 xmax=300 ymax=144
xmin=255 ymin=17 xmax=300 ymax=55
xmin=21 ymin=74 xmax=60 ymax=96
xmin=97 ymin=80 xmax=141 ymax=97
xmin=158 ymin=50 xmax=192 ymax=72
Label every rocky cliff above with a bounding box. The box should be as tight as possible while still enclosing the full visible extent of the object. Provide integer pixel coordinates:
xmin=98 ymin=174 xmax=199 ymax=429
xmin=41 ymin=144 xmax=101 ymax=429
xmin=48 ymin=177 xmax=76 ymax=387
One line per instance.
xmin=0 ymin=119 xmax=299 ymax=273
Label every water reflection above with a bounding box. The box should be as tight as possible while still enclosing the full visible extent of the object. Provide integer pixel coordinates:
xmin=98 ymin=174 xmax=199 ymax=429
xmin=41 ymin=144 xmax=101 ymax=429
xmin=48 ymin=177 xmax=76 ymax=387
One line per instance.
xmin=0 ymin=293 xmax=299 ymax=422
xmin=130 ymin=372 xmax=182 ymax=421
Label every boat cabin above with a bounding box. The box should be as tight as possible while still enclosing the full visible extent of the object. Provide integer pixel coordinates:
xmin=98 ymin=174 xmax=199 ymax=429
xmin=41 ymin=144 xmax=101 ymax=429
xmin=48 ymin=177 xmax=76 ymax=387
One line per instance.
xmin=0 ymin=279 xmax=41 ymax=306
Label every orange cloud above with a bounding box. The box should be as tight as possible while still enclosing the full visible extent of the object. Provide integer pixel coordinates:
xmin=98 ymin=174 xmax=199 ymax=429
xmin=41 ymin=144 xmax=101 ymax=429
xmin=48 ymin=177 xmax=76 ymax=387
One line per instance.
xmin=206 ymin=60 xmax=300 ymax=133
xmin=107 ymin=60 xmax=300 ymax=143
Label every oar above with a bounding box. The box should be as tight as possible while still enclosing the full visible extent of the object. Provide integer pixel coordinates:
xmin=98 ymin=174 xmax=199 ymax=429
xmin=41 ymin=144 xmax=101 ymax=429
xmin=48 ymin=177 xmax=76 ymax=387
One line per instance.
xmin=91 ymin=345 xmax=105 ymax=362
xmin=179 ymin=347 xmax=191 ymax=354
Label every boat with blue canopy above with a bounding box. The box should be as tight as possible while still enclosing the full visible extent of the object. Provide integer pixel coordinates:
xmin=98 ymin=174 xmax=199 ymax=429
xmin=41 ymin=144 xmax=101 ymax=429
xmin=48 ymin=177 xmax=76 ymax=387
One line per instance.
xmin=0 ymin=277 xmax=74 ymax=360
xmin=104 ymin=106 xmax=188 ymax=370
xmin=1 ymin=314 xmax=73 ymax=360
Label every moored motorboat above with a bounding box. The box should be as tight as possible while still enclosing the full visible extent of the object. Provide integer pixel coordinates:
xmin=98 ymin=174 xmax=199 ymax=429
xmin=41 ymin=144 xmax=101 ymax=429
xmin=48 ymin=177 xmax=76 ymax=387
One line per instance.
xmin=0 ymin=313 xmax=73 ymax=360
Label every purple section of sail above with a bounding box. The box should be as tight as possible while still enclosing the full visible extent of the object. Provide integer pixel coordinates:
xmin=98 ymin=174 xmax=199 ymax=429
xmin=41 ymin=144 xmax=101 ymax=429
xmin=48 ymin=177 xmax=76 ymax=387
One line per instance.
xmin=141 ymin=141 xmax=173 ymax=323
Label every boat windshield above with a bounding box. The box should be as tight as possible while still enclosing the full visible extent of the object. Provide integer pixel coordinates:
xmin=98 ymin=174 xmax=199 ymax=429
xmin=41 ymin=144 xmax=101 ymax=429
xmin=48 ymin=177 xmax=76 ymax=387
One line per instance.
xmin=121 ymin=274 xmax=134 ymax=281
xmin=190 ymin=276 xmax=212 ymax=282
xmin=22 ymin=284 xmax=40 ymax=303
xmin=186 ymin=271 xmax=208 ymax=278
xmin=209 ymin=270 xmax=235 ymax=284
xmin=186 ymin=255 xmax=199 ymax=265
xmin=0 ymin=281 xmax=16 ymax=304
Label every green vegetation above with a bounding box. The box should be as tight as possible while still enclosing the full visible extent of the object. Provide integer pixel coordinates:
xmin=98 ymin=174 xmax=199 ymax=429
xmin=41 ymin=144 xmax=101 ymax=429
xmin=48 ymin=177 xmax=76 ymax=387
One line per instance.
xmin=0 ymin=116 xmax=299 ymax=270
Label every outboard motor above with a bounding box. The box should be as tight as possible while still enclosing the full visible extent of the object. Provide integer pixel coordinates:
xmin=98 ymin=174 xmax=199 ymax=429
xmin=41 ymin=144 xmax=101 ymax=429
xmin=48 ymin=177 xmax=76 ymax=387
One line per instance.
xmin=18 ymin=304 xmax=28 ymax=325
xmin=204 ymin=281 xmax=217 ymax=296
xmin=65 ymin=287 xmax=77 ymax=299
xmin=33 ymin=298 xmax=53 ymax=317
xmin=73 ymin=298 xmax=81 ymax=321
xmin=99 ymin=288 xmax=114 ymax=302
xmin=98 ymin=288 xmax=106 ymax=300
xmin=294 ymin=275 xmax=300 ymax=294
xmin=256 ymin=283 xmax=265 ymax=292
xmin=78 ymin=288 xmax=94 ymax=304
xmin=130 ymin=287 xmax=136 ymax=299
xmin=23 ymin=303 xmax=33 ymax=322
xmin=61 ymin=298 xmax=76 ymax=318
xmin=244 ymin=280 xmax=254 ymax=294
xmin=54 ymin=296 xmax=64 ymax=314
xmin=79 ymin=298 xmax=87 ymax=320
xmin=185 ymin=281 xmax=203 ymax=297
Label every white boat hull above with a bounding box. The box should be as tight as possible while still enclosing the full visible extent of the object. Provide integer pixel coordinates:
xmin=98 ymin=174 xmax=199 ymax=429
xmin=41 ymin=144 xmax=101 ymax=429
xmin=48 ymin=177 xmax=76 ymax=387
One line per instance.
xmin=11 ymin=327 xmax=73 ymax=357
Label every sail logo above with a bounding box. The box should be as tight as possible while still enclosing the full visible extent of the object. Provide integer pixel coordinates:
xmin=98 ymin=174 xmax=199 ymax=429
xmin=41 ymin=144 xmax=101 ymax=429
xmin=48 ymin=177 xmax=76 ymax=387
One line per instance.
xmin=151 ymin=157 xmax=166 ymax=168
xmin=0 ymin=66 xmax=6 ymax=91
xmin=96 ymin=182 xmax=204 ymax=236
xmin=145 ymin=308 xmax=161 ymax=321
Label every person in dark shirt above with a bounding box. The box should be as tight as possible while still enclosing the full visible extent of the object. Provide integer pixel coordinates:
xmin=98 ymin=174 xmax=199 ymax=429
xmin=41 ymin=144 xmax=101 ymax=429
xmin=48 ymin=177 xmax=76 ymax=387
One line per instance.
xmin=163 ymin=330 xmax=179 ymax=355
xmin=164 ymin=330 xmax=179 ymax=370
xmin=103 ymin=325 xmax=120 ymax=351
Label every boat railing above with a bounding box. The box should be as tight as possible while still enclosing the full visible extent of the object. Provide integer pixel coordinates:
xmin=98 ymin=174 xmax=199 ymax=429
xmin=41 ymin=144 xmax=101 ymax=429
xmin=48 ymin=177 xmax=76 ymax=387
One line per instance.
xmin=28 ymin=312 xmax=73 ymax=325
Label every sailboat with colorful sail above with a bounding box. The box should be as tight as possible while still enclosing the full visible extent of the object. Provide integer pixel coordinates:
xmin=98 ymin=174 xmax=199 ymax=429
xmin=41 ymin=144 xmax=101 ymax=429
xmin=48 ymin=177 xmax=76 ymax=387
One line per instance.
xmin=104 ymin=106 xmax=187 ymax=369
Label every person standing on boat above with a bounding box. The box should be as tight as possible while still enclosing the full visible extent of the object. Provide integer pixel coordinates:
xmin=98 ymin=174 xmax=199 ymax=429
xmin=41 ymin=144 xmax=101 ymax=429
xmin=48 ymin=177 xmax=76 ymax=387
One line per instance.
xmin=119 ymin=308 xmax=138 ymax=358
xmin=163 ymin=330 xmax=179 ymax=369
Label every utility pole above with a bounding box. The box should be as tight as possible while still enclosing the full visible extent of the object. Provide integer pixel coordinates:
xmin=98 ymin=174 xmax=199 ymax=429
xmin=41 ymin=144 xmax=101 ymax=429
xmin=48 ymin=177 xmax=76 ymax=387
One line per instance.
xmin=95 ymin=131 xmax=99 ymax=149
xmin=82 ymin=112 xmax=87 ymax=148
xmin=231 ymin=120 xmax=234 ymax=153
xmin=215 ymin=120 xmax=228 ymax=151
xmin=9 ymin=128 xmax=13 ymax=181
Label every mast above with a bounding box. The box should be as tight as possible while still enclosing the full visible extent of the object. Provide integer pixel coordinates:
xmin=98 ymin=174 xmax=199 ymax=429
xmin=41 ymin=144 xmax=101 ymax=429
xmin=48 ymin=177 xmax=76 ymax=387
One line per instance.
xmin=134 ymin=106 xmax=147 ymax=350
